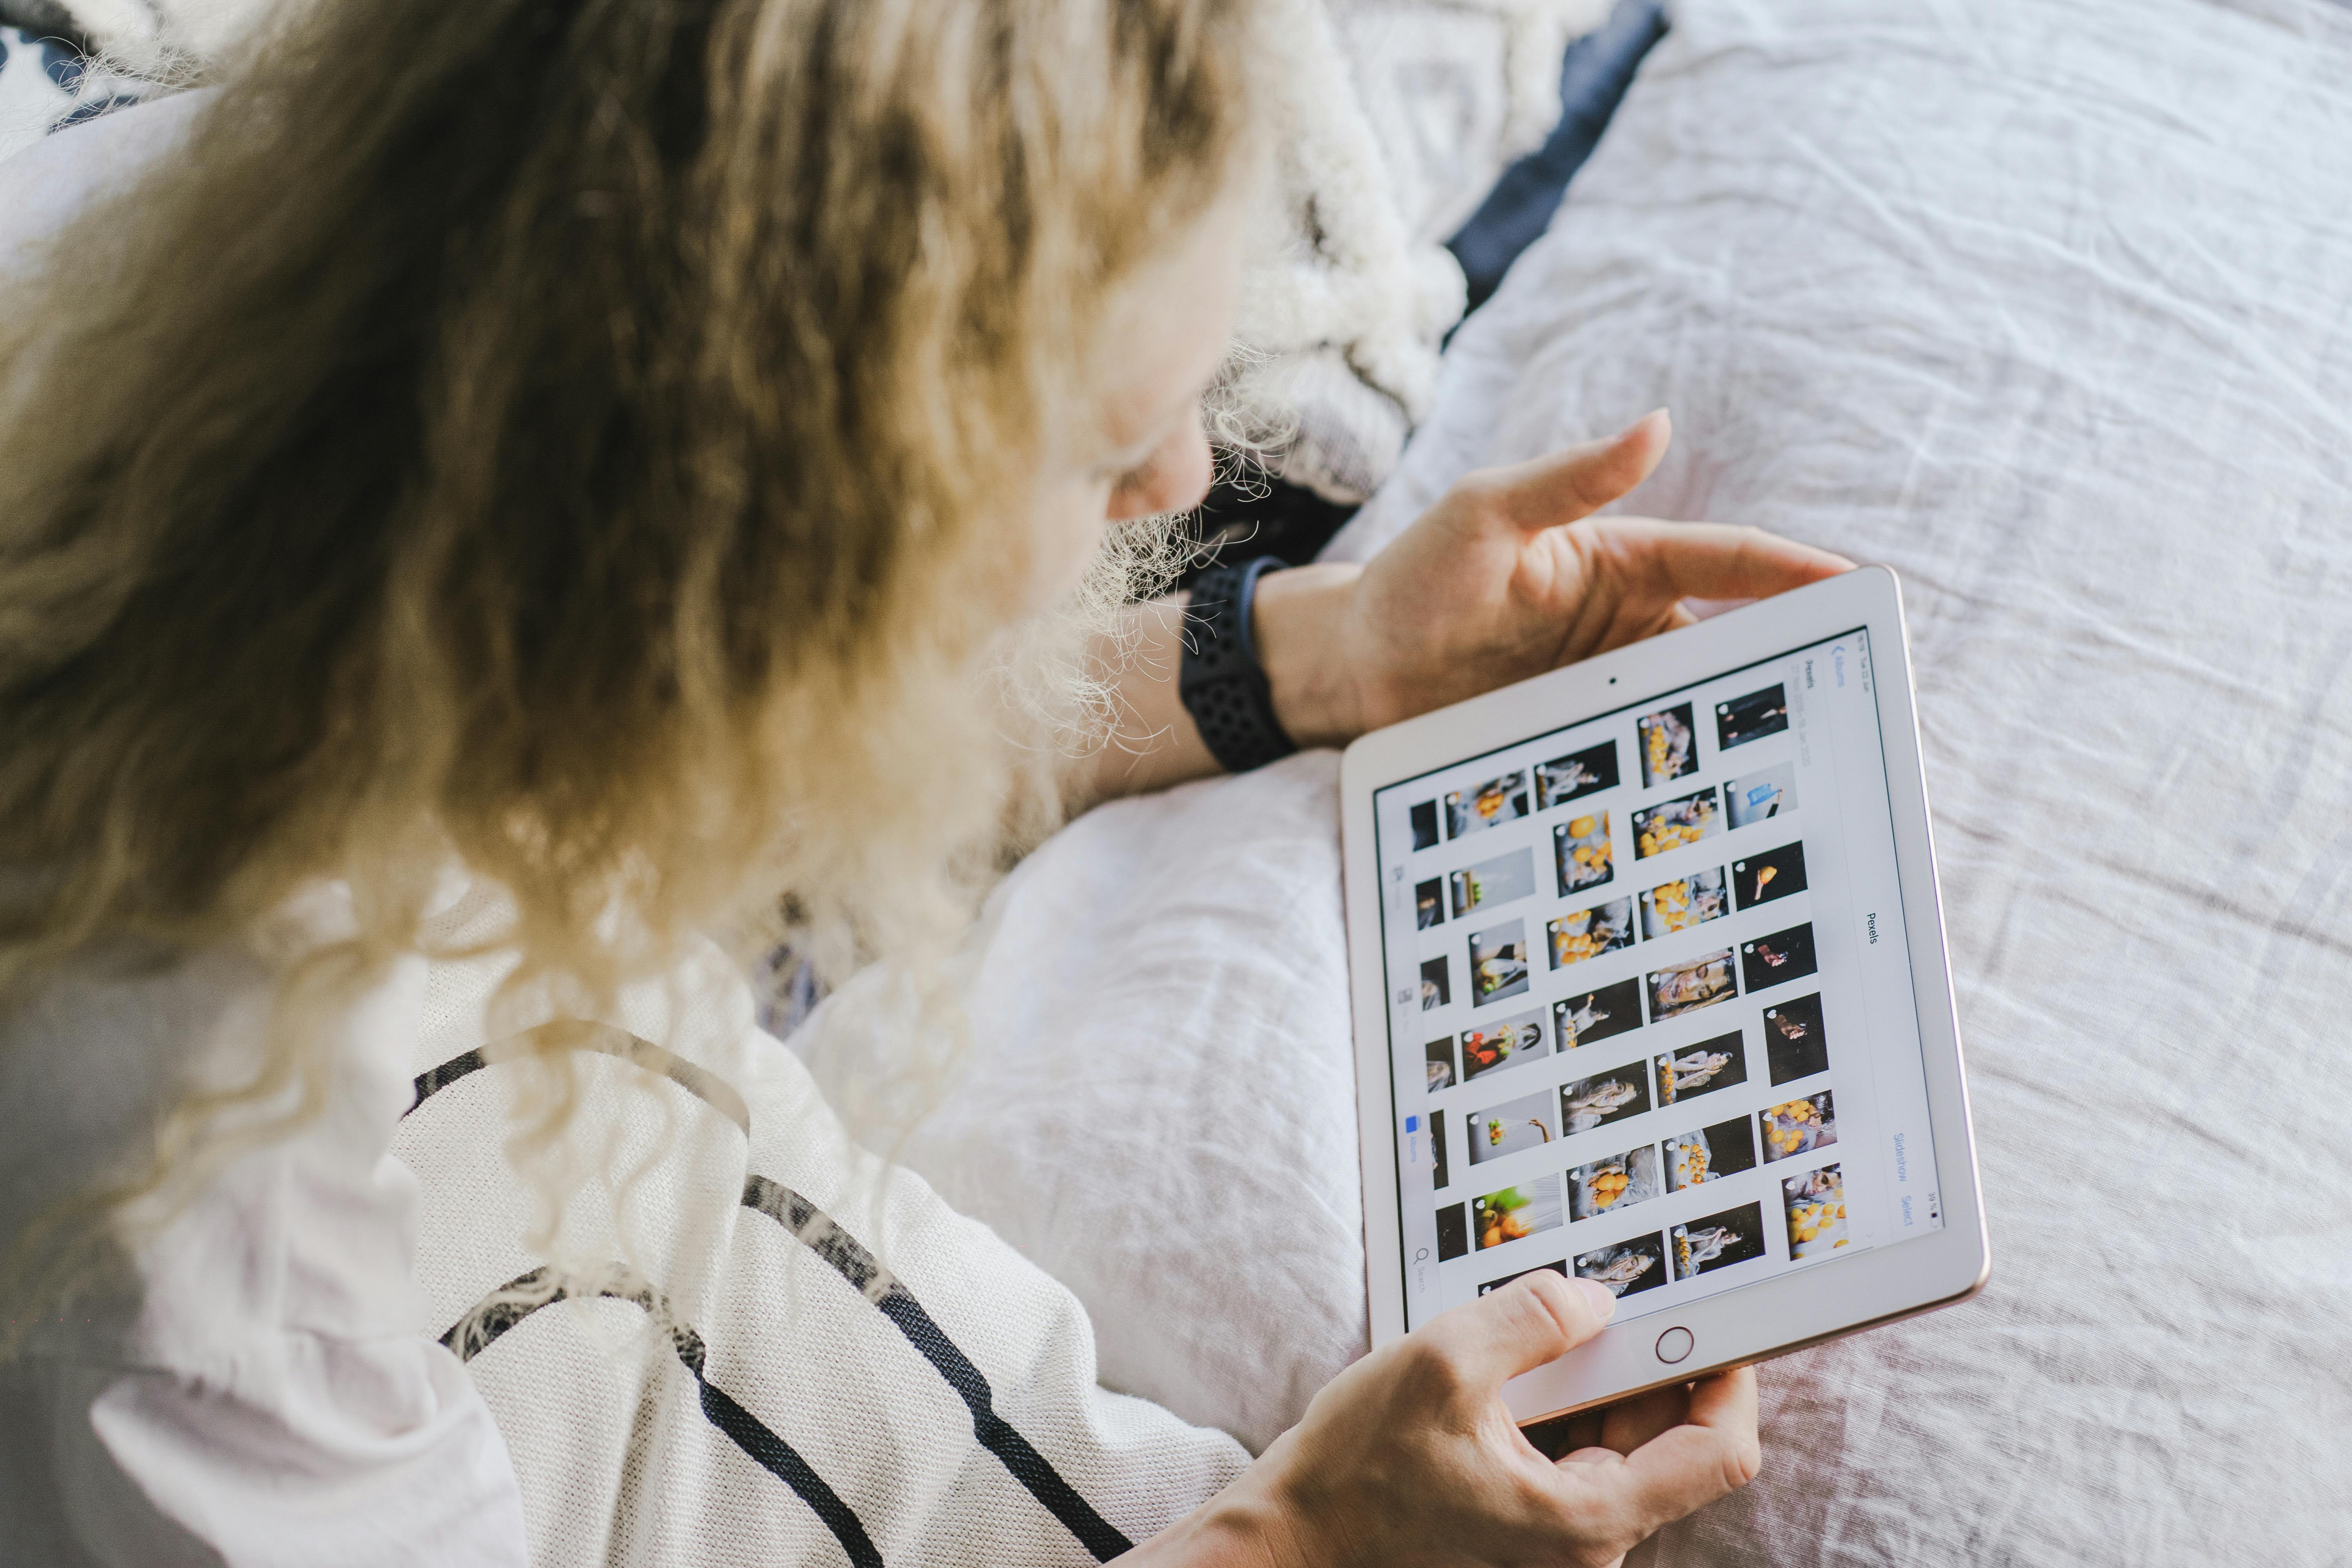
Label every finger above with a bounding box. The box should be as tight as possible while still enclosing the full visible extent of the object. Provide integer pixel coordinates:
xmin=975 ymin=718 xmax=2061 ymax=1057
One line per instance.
xmin=1585 ymin=517 xmax=1855 ymax=604
xmin=1602 ymin=1369 xmax=1764 ymax=1535
xmin=1413 ymin=1269 xmax=1619 ymax=1391
xmin=1481 ymin=409 xmax=1672 ymax=532
xmin=1598 ymin=1382 xmax=1693 ymax=1457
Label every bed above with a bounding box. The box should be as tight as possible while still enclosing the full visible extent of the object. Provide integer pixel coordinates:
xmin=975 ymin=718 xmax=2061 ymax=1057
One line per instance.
xmin=806 ymin=0 xmax=2352 ymax=1558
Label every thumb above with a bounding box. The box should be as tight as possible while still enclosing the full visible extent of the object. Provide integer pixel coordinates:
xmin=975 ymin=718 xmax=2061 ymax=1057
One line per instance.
xmin=1483 ymin=409 xmax=1672 ymax=532
xmin=1412 ymin=1268 xmax=1619 ymax=1392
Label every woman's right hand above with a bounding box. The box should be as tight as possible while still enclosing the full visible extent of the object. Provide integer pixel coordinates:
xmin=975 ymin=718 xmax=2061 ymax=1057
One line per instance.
xmin=1131 ymin=1270 xmax=1760 ymax=1568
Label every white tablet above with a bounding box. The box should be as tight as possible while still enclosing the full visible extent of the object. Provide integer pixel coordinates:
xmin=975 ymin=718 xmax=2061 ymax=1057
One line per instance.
xmin=1342 ymin=566 xmax=1986 ymax=1422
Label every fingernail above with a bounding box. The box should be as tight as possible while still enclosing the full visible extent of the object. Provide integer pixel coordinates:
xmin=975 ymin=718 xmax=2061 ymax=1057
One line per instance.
xmin=1575 ymin=1278 xmax=1619 ymax=1322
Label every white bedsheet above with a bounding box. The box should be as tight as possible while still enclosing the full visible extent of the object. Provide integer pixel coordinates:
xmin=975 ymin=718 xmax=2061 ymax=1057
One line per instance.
xmin=813 ymin=0 xmax=2352 ymax=1558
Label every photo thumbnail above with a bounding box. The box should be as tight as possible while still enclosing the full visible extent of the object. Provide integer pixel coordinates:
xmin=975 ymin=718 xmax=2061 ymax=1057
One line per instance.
xmin=1633 ymin=788 xmax=1721 ymax=860
xmin=1732 ymin=841 xmax=1807 ymax=911
xmin=1656 ymin=1030 xmax=1747 ymax=1105
xmin=1715 ymin=684 xmax=1789 ymax=751
xmin=1416 ymin=878 xmax=1445 ymax=929
xmin=1435 ymin=1202 xmax=1467 ymax=1261
xmin=1761 ymin=1091 xmax=1836 ymax=1163
xmin=1548 ymin=898 xmax=1635 ymax=969
xmin=1672 ymin=1201 xmax=1768 ymax=1279
xmin=1646 ymin=948 xmax=1738 ymax=1022
xmin=1425 ymin=1037 xmax=1457 ymax=1093
xmin=1410 ymin=800 xmax=1441 ymax=852
xmin=1447 ymin=771 xmax=1529 ymax=840
xmin=1574 ymin=1234 xmax=1668 ymax=1300
xmin=1479 ymin=1260 xmax=1569 ymax=1296
xmin=1469 ymin=919 xmax=1532 ymax=1006
xmin=1431 ymin=1112 xmax=1451 ymax=1191
xmin=1451 ymin=847 xmax=1537 ymax=918
xmin=1420 ymin=956 xmax=1451 ymax=1011
xmin=1762 ymin=993 xmax=1829 ymax=1083
xmin=1724 ymin=762 xmax=1797 ymax=829
xmin=1569 ymin=1145 xmax=1662 ymax=1221
xmin=1461 ymin=1008 xmax=1548 ymax=1083
xmin=1783 ymin=1164 xmax=1849 ymax=1259
xmin=1553 ymin=979 xmax=1642 ymax=1052
xmin=1640 ymin=867 xmax=1729 ymax=939
xmin=1561 ymin=1063 xmax=1652 ymax=1134
xmin=1637 ymin=702 xmax=1698 ymax=788
xmin=1537 ymin=741 xmax=1618 ymax=809
xmin=1740 ymin=922 xmax=1818 ymax=992
xmin=1473 ymin=1176 xmax=1564 ymax=1251
xmin=1552 ymin=812 xmax=1614 ymax=895
xmin=1664 ymin=1114 xmax=1759 ymax=1192
xmin=1466 ymin=1089 xmax=1556 ymax=1167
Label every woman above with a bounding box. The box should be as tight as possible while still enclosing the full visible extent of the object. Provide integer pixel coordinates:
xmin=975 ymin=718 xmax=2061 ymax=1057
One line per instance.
xmin=0 ymin=0 xmax=1847 ymax=1561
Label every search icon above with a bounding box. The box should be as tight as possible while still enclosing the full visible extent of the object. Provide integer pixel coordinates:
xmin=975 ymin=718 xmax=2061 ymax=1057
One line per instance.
xmin=1413 ymin=1247 xmax=1429 ymax=1264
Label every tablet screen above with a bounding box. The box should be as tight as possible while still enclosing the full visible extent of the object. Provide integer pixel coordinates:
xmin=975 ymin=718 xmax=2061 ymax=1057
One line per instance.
xmin=1374 ymin=630 xmax=1944 ymax=1328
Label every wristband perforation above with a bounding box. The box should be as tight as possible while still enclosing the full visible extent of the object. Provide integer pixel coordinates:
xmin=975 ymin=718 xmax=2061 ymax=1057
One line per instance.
xmin=1178 ymin=556 xmax=1298 ymax=773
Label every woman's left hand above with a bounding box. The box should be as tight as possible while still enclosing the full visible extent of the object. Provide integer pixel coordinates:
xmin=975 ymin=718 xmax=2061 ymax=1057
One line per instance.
xmin=1253 ymin=411 xmax=1853 ymax=748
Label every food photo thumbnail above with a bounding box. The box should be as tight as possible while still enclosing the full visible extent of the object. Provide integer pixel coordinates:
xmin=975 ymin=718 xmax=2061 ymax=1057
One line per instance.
xmin=1646 ymin=948 xmax=1738 ymax=1022
xmin=1410 ymin=800 xmax=1441 ymax=851
xmin=1715 ymin=683 xmax=1789 ymax=751
xmin=1451 ymin=846 xmax=1537 ymax=918
xmin=1638 ymin=702 xmax=1699 ymax=788
xmin=1473 ymin=1176 xmax=1565 ymax=1251
xmin=1740 ymin=921 xmax=1818 ymax=992
xmin=1640 ymin=867 xmax=1729 ymax=938
xmin=1416 ymin=877 xmax=1445 ymax=929
xmin=1469 ymin=919 xmax=1532 ymax=1006
xmin=1783 ymin=1163 xmax=1849 ymax=1258
xmin=1461 ymin=1008 xmax=1548 ymax=1083
xmin=1568 ymin=1145 xmax=1662 ymax=1222
xmin=1761 ymin=993 xmax=1827 ymax=1083
xmin=1672 ymin=1201 xmax=1768 ymax=1278
xmin=1655 ymin=1030 xmax=1747 ymax=1104
xmin=1420 ymin=955 xmax=1450 ymax=1011
xmin=1552 ymin=812 xmax=1615 ymax=895
xmin=1575 ymin=1233 xmax=1669 ymax=1299
xmin=1731 ymin=840 xmax=1807 ymax=911
xmin=1426 ymin=1036 xmax=1457 ymax=1092
xmin=1536 ymin=740 xmax=1618 ymax=809
xmin=1548 ymin=898 xmax=1635 ymax=969
xmin=1761 ymin=1091 xmax=1836 ymax=1163
xmin=1448 ymin=771 xmax=1530 ymax=840
xmin=1466 ymin=1089 xmax=1556 ymax=1167
xmin=1435 ymin=1203 xmax=1467 ymax=1260
xmin=1663 ymin=1114 xmax=1759 ymax=1192
xmin=1561 ymin=1063 xmax=1652 ymax=1134
xmin=1633 ymin=788 xmax=1721 ymax=860
xmin=1553 ymin=979 xmax=1643 ymax=1052
xmin=1724 ymin=762 xmax=1797 ymax=829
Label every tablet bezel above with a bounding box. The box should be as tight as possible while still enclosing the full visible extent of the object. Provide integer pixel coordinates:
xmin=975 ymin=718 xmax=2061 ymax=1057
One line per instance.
xmin=1341 ymin=566 xmax=1987 ymax=1423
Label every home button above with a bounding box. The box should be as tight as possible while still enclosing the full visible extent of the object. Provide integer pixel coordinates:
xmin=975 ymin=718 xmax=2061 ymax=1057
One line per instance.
xmin=1655 ymin=1326 xmax=1694 ymax=1365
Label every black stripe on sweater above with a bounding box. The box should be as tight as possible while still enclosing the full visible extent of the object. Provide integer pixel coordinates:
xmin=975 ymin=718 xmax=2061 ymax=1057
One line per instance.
xmin=442 ymin=1267 xmax=881 ymax=1568
xmin=742 ymin=1174 xmax=1134 ymax=1562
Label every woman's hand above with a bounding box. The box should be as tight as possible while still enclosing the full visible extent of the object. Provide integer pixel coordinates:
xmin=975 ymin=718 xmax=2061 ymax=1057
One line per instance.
xmin=1126 ymin=1269 xmax=1762 ymax=1568
xmin=1254 ymin=412 xmax=1853 ymax=748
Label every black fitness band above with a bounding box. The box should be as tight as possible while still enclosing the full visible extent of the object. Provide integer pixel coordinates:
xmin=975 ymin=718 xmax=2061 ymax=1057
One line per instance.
xmin=1179 ymin=555 xmax=1298 ymax=773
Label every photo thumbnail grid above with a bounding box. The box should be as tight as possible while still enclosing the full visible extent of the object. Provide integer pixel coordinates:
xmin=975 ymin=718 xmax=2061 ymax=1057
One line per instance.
xmin=1390 ymin=668 xmax=1863 ymax=1310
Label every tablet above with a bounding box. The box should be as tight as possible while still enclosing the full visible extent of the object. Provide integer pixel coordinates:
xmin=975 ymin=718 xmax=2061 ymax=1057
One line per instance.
xmin=1342 ymin=566 xmax=1986 ymax=1423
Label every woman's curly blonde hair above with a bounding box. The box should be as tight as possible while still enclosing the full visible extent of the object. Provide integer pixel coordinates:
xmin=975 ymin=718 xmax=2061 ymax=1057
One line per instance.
xmin=0 ymin=0 xmax=1256 ymax=1318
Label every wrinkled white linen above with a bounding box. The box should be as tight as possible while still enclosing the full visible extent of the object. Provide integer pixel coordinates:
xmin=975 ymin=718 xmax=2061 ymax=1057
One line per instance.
xmin=851 ymin=0 xmax=2352 ymax=1557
